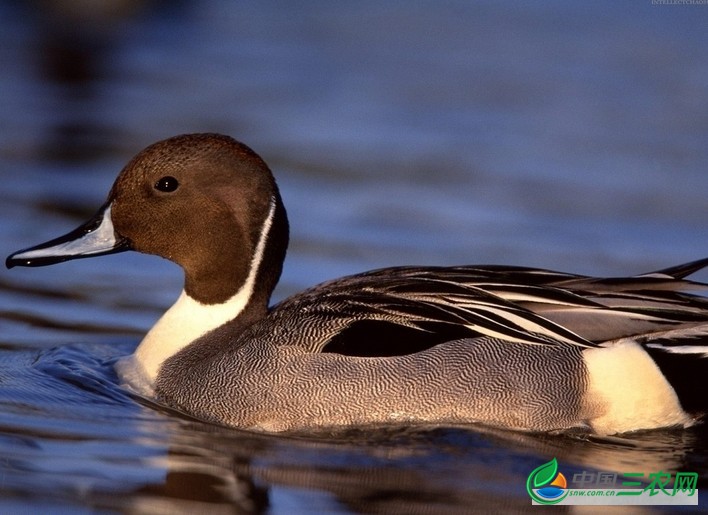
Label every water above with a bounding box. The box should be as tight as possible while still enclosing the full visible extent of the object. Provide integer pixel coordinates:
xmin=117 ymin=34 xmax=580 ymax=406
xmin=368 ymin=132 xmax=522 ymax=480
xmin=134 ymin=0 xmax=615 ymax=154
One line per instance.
xmin=2 ymin=0 xmax=708 ymax=512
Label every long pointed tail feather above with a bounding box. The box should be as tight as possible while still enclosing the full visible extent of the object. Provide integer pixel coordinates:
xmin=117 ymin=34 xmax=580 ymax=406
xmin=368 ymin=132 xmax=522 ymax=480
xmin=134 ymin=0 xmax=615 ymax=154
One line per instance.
xmin=647 ymin=257 xmax=708 ymax=280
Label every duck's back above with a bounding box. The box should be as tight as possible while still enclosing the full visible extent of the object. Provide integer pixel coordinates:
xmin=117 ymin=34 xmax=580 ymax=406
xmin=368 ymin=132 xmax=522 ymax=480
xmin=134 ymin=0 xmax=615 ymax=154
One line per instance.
xmin=155 ymin=261 xmax=708 ymax=432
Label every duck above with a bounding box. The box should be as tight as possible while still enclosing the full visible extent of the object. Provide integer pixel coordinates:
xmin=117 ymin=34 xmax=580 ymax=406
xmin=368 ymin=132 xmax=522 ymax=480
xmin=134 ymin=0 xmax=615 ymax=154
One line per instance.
xmin=6 ymin=133 xmax=708 ymax=434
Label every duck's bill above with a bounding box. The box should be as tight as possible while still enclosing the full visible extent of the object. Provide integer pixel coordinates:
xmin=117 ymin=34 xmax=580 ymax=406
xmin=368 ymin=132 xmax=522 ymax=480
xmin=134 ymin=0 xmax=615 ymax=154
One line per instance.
xmin=6 ymin=203 xmax=131 ymax=268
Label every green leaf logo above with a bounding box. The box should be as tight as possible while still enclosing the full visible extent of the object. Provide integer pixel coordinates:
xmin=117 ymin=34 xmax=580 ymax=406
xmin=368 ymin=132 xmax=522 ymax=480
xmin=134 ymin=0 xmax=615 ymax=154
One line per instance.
xmin=526 ymin=458 xmax=568 ymax=505
xmin=532 ymin=458 xmax=558 ymax=488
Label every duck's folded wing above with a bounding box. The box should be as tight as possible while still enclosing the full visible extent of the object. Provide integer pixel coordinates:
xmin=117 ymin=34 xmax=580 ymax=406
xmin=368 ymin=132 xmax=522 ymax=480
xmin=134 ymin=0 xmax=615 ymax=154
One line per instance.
xmin=276 ymin=273 xmax=595 ymax=357
xmin=521 ymin=259 xmax=708 ymax=341
xmin=404 ymin=260 xmax=708 ymax=342
xmin=276 ymin=259 xmax=708 ymax=357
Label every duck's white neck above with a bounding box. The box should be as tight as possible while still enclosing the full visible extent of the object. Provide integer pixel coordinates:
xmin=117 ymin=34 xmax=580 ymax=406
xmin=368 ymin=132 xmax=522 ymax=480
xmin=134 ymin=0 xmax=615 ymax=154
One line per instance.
xmin=137 ymin=289 xmax=254 ymax=379
xmin=116 ymin=198 xmax=277 ymax=393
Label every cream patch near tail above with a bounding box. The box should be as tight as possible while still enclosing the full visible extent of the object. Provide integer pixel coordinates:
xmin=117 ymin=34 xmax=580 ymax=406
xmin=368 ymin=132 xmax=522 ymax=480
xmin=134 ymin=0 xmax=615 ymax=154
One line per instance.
xmin=582 ymin=339 xmax=692 ymax=434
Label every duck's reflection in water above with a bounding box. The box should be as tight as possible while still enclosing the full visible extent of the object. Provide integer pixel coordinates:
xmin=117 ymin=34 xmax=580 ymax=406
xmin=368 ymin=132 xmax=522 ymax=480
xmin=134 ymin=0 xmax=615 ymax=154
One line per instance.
xmin=126 ymin=410 xmax=704 ymax=513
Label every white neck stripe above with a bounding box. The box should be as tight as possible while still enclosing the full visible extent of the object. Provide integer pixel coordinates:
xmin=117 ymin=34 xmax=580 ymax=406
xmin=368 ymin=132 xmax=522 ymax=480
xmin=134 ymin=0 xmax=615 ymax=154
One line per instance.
xmin=120 ymin=197 xmax=277 ymax=388
xmin=240 ymin=196 xmax=277 ymax=307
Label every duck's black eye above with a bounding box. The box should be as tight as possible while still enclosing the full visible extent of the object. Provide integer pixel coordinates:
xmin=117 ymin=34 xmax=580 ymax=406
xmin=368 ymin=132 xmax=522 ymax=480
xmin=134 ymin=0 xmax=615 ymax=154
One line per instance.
xmin=154 ymin=176 xmax=179 ymax=193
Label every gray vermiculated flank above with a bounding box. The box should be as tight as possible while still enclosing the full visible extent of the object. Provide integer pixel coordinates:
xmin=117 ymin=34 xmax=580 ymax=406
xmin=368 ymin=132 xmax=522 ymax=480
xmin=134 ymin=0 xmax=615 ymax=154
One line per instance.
xmin=156 ymin=335 xmax=587 ymax=431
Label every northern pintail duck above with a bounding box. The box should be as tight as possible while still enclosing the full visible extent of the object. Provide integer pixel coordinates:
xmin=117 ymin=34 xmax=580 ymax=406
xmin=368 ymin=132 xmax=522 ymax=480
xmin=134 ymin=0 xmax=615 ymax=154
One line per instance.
xmin=7 ymin=133 xmax=708 ymax=434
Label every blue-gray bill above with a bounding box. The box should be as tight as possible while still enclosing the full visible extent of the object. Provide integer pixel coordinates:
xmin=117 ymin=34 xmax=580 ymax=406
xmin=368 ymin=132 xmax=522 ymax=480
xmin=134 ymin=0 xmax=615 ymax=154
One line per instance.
xmin=5 ymin=203 xmax=131 ymax=268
